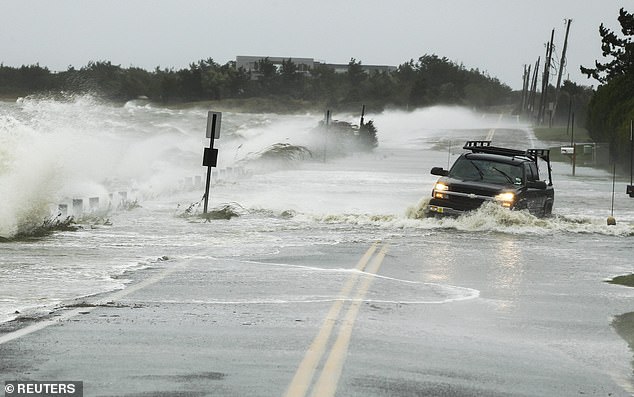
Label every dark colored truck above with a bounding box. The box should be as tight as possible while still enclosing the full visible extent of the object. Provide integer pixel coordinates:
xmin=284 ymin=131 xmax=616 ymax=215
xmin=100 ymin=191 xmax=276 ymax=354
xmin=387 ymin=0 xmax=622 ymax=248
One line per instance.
xmin=426 ymin=141 xmax=554 ymax=217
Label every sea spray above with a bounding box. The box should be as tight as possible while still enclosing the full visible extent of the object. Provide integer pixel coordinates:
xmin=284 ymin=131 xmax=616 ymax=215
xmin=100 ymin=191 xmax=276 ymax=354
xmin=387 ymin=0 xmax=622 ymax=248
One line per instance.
xmin=371 ymin=106 xmax=528 ymax=148
xmin=0 ymin=115 xmax=64 ymax=238
xmin=0 ymin=95 xmax=207 ymax=237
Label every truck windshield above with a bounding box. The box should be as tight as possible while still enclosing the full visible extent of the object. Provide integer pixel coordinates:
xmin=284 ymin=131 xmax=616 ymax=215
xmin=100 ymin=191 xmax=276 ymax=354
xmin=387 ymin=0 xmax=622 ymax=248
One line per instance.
xmin=449 ymin=157 xmax=523 ymax=185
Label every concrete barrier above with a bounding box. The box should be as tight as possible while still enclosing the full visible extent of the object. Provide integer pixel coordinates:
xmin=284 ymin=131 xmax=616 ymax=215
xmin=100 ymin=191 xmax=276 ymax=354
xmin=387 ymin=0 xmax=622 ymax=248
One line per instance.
xmin=89 ymin=197 xmax=100 ymax=212
xmin=52 ymin=166 xmax=250 ymax=220
xmin=72 ymin=199 xmax=83 ymax=216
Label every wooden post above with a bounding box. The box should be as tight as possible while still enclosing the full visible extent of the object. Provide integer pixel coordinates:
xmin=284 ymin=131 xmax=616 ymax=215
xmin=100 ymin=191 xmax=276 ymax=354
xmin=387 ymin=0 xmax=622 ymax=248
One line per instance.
xmin=571 ymin=113 xmax=576 ymax=176
xmin=551 ymin=19 xmax=572 ymax=125
xmin=323 ymin=110 xmax=330 ymax=163
xmin=528 ymin=57 xmax=540 ymax=115
xmin=626 ymin=119 xmax=634 ymax=198
xmin=521 ymin=65 xmax=529 ymax=113
xmin=538 ymin=29 xmax=555 ymax=125
xmin=566 ymin=96 xmax=573 ymax=136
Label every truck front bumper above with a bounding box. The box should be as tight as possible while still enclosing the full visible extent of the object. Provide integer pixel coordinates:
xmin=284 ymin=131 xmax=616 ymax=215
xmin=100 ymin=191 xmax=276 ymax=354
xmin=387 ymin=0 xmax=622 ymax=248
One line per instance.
xmin=425 ymin=204 xmax=465 ymax=217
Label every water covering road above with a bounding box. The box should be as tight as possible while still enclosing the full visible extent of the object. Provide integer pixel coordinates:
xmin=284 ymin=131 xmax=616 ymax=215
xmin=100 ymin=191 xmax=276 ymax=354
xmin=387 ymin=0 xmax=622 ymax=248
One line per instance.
xmin=0 ymin=97 xmax=633 ymax=396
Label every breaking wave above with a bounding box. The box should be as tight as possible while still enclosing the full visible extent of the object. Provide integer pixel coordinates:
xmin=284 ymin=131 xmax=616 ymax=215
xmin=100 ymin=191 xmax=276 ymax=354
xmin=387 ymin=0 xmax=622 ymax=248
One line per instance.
xmin=0 ymin=94 xmax=206 ymax=238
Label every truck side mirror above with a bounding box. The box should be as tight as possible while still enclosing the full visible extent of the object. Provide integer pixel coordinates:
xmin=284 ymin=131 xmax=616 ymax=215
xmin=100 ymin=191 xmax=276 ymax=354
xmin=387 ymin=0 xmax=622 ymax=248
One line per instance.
xmin=527 ymin=180 xmax=547 ymax=190
xmin=431 ymin=167 xmax=449 ymax=176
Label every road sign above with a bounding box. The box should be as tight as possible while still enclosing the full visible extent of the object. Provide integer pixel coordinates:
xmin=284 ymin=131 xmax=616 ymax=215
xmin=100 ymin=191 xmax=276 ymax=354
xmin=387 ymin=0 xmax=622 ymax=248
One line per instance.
xmin=206 ymin=111 xmax=222 ymax=139
xmin=203 ymin=111 xmax=221 ymax=214
xmin=203 ymin=147 xmax=219 ymax=167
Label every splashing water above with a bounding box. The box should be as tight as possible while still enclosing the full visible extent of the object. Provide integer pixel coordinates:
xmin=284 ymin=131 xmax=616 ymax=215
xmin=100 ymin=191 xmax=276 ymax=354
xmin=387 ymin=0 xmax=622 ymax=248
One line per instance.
xmin=403 ymin=199 xmax=634 ymax=236
xmin=0 ymin=95 xmax=277 ymax=238
xmin=2 ymin=97 xmax=632 ymax=239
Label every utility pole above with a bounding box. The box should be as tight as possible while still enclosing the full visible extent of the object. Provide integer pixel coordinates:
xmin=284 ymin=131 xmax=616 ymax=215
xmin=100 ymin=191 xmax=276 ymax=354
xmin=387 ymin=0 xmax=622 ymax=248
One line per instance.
xmin=571 ymin=112 xmax=576 ymax=177
xmin=551 ymin=19 xmax=572 ymax=126
xmin=566 ymin=96 xmax=573 ymax=136
xmin=528 ymin=57 xmax=540 ymax=116
xmin=538 ymin=29 xmax=555 ymax=125
xmin=323 ymin=110 xmax=330 ymax=163
xmin=625 ymin=120 xmax=634 ymax=198
xmin=521 ymin=64 xmax=530 ymax=114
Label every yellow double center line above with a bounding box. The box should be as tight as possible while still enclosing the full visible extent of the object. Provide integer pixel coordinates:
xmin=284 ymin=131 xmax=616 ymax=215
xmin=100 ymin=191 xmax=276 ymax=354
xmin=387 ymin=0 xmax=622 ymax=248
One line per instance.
xmin=485 ymin=113 xmax=504 ymax=141
xmin=284 ymin=242 xmax=389 ymax=397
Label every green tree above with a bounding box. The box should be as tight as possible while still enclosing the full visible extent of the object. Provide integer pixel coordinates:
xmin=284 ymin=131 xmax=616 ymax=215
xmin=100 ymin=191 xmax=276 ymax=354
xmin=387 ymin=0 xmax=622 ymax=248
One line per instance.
xmin=358 ymin=119 xmax=378 ymax=149
xmin=77 ymin=61 xmax=124 ymax=98
xmin=581 ymin=8 xmax=634 ymax=83
xmin=582 ymin=8 xmax=634 ymax=166
xmin=345 ymin=58 xmax=366 ymax=103
xmin=308 ymin=64 xmax=340 ymax=103
xmin=177 ymin=62 xmax=204 ymax=100
xmin=347 ymin=58 xmax=366 ymax=86
xmin=586 ymin=74 xmax=634 ymax=161
xmin=198 ymin=58 xmax=225 ymax=99
xmin=366 ymin=70 xmax=395 ymax=104
xmin=552 ymin=80 xmax=593 ymax=127
xmin=120 ymin=67 xmax=157 ymax=99
xmin=17 ymin=64 xmax=53 ymax=91
xmin=250 ymin=57 xmax=277 ymax=95
xmin=393 ymin=60 xmax=417 ymax=106
xmin=280 ymin=58 xmax=302 ymax=97
xmin=156 ymin=67 xmax=179 ymax=103
xmin=225 ymin=63 xmax=251 ymax=97
xmin=0 ymin=54 xmax=513 ymax=109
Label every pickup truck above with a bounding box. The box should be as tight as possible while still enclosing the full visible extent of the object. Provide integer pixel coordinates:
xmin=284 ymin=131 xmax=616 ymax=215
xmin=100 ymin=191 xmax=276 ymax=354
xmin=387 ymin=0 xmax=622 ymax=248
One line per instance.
xmin=426 ymin=141 xmax=554 ymax=217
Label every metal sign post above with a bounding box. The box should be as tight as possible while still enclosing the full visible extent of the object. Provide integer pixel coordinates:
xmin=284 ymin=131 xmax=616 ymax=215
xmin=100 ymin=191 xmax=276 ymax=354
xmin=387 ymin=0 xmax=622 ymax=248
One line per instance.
xmin=202 ymin=111 xmax=221 ymax=213
xmin=625 ymin=120 xmax=634 ymax=198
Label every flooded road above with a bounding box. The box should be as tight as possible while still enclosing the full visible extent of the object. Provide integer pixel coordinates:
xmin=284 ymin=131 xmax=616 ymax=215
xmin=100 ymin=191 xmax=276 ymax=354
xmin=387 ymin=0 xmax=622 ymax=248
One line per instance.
xmin=1 ymin=98 xmax=633 ymax=395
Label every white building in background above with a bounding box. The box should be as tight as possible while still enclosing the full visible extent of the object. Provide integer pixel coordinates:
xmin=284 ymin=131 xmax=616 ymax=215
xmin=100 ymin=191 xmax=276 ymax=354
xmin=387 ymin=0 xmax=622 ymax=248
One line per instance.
xmin=235 ymin=55 xmax=397 ymax=77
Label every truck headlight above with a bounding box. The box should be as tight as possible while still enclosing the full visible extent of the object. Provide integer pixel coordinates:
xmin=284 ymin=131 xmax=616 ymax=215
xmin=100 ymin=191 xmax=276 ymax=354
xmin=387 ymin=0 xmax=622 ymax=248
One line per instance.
xmin=434 ymin=183 xmax=448 ymax=191
xmin=495 ymin=192 xmax=515 ymax=207
xmin=434 ymin=183 xmax=449 ymax=199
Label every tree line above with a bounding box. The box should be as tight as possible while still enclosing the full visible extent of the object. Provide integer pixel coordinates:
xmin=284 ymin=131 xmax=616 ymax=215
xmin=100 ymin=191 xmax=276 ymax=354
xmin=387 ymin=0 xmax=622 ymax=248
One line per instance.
xmin=0 ymin=55 xmax=513 ymax=111
xmin=581 ymin=7 xmax=634 ymax=169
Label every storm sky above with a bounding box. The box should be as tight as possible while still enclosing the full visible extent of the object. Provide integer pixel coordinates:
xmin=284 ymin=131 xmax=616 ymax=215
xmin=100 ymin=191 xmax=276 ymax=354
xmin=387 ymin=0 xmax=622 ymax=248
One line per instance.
xmin=0 ymin=0 xmax=630 ymax=89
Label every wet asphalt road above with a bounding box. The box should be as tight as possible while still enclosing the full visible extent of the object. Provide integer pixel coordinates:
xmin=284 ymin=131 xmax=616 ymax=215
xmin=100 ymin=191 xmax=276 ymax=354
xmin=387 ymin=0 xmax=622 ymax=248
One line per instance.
xmin=1 ymin=230 xmax=633 ymax=397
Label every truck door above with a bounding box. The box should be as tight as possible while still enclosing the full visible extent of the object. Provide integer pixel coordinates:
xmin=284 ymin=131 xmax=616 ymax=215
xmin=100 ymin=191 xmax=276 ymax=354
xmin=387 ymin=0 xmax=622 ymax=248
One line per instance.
xmin=524 ymin=162 xmax=546 ymax=214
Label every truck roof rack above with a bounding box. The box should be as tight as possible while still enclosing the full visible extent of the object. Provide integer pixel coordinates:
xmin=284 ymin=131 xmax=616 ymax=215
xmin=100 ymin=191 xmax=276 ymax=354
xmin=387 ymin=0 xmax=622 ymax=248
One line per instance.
xmin=464 ymin=140 xmax=527 ymax=157
xmin=463 ymin=141 xmax=550 ymax=161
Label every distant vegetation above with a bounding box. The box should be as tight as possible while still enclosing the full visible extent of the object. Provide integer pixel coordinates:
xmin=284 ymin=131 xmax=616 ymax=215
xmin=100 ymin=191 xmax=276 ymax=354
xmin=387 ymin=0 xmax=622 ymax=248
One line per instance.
xmin=581 ymin=7 xmax=634 ymax=169
xmin=0 ymin=55 xmax=513 ymax=111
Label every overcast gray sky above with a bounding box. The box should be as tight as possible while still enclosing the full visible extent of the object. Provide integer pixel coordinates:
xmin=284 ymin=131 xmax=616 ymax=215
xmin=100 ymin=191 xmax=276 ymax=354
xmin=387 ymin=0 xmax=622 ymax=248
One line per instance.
xmin=0 ymin=1 xmax=630 ymax=89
